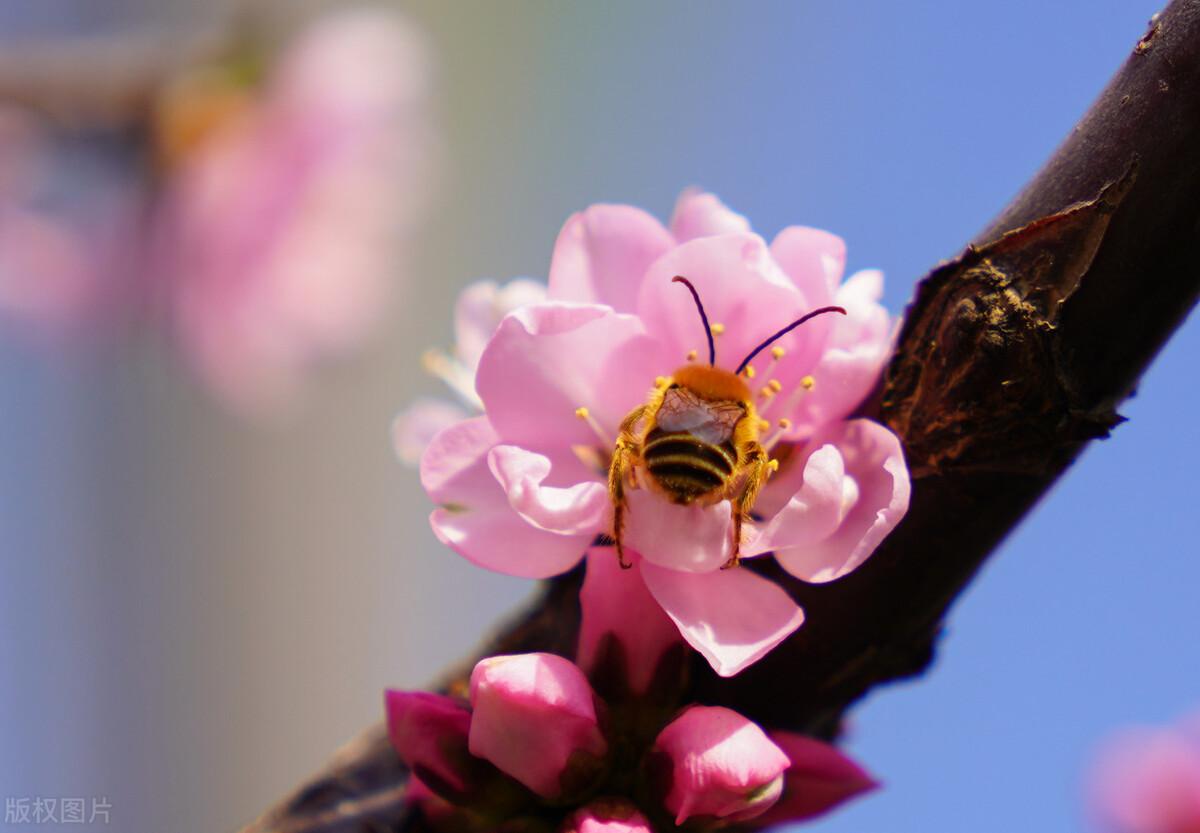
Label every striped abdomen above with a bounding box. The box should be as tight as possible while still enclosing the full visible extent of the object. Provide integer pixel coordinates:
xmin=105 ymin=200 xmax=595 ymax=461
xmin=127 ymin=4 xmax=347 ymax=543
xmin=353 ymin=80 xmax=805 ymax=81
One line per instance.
xmin=643 ymin=427 xmax=736 ymax=504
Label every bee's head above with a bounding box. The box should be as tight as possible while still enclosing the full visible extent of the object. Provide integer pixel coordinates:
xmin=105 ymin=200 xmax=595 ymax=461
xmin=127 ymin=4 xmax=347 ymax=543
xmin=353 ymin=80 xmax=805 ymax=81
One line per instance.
xmin=670 ymin=275 xmax=847 ymax=379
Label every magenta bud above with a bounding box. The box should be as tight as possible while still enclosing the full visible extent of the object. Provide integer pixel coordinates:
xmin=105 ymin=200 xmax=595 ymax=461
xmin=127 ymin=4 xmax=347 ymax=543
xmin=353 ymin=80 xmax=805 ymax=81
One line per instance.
xmin=386 ymin=690 xmax=478 ymax=802
xmin=753 ymin=732 xmax=879 ymax=826
xmin=468 ymin=653 xmax=608 ymax=799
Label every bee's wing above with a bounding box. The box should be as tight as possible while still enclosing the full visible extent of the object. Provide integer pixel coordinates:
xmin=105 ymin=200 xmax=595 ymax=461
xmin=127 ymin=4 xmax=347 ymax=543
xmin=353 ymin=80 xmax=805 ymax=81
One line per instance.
xmin=657 ymin=389 xmax=742 ymax=445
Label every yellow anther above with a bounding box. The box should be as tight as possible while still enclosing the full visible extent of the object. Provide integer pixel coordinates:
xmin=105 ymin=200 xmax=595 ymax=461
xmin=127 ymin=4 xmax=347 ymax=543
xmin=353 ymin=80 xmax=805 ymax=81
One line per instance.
xmin=710 ymin=322 xmax=726 ymax=336
xmin=770 ymin=346 xmax=786 ymax=360
xmin=743 ymin=365 xmax=756 ymax=379
xmin=767 ymin=458 xmax=780 ymax=473
xmin=777 ymin=418 xmax=792 ymax=430
xmin=758 ymin=419 xmax=771 ymax=432
xmin=686 ymin=349 xmax=698 ymax=362
xmin=768 ymin=379 xmax=783 ymax=393
xmin=575 ymin=407 xmax=590 ymax=419
xmin=801 ymin=375 xmax=816 ymax=390
xmin=654 ymin=376 xmax=668 ymax=388
xmin=759 ymin=386 xmax=775 ymax=398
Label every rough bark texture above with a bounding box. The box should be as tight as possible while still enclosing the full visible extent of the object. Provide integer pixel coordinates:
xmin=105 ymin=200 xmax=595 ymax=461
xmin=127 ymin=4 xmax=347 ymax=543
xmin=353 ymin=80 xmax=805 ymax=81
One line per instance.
xmin=242 ymin=3 xmax=1200 ymax=831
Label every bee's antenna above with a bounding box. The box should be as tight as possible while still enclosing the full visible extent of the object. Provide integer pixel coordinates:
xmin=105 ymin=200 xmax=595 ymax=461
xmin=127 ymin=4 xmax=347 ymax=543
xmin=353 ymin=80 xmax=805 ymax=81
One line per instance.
xmin=735 ymin=306 xmax=847 ymax=375
xmin=672 ymin=276 xmax=716 ymax=366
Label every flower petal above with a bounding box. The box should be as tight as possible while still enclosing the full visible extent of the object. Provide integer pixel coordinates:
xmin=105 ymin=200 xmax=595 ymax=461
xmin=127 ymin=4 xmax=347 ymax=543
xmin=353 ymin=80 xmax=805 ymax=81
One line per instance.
xmin=746 ymin=443 xmax=849 ymax=554
xmin=547 ymin=204 xmax=673 ymax=312
xmin=785 ymin=269 xmax=895 ymax=430
xmin=392 ymin=398 xmax=469 ymax=466
xmin=640 ymin=561 xmax=804 ymax=677
xmin=420 ymin=417 xmax=593 ymax=579
xmin=772 ymin=419 xmax=910 ymax=583
xmin=475 ymin=302 xmax=665 ymax=447
xmin=577 ymin=549 xmax=683 ymax=697
xmin=453 ymin=278 xmax=547 ymax=371
xmin=623 ymin=489 xmax=731 ymax=574
xmin=770 ymin=225 xmax=846 ymax=302
xmin=488 ymin=445 xmax=609 ymax=535
xmin=636 ymin=234 xmax=832 ymax=384
xmin=668 ymin=189 xmax=751 ymax=242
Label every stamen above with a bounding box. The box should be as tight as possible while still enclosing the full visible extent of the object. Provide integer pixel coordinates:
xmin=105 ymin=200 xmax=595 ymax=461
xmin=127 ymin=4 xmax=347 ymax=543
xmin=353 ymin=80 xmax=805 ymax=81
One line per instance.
xmin=759 ymin=385 xmax=775 ymax=400
xmin=777 ymin=418 xmax=791 ymax=429
xmin=575 ymin=406 xmax=613 ymax=447
xmin=742 ymin=364 xmax=756 ymax=379
xmin=770 ymin=346 xmax=786 ymax=360
xmin=686 ymin=350 xmax=698 ymax=362
xmin=767 ymin=459 xmax=780 ymax=475
xmin=767 ymin=379 xmax=783 ymax=393
xmin=655 ymin=376 xmax=669 ymax=388
xmin=710 ymin=322 xmax=725 ymax=336
xmin=421 ymin=348 xmax=482 ymax=409
xmin=757 ymin=419 xmax=770 ymax=433
xmin=801 ymin=375 xmax=816 ymax=390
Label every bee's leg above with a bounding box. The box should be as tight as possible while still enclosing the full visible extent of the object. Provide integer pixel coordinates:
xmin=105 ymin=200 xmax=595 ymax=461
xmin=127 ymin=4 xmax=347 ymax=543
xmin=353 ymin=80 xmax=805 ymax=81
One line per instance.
xmin=723 ymin=442 xmax=772 ymax=570
xmin=608 ymin=405 xmax=645 ymax=569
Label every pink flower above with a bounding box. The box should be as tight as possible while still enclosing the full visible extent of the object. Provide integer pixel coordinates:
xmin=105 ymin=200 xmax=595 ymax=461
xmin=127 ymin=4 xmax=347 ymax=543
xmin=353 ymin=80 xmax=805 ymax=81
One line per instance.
xmin=469 ymin=653 xmax=608 ymax=799
xmin=561 ymin=800 xmax=653 ymax=833
xmin=1088 ymin=714 xmax=1200 ymax=833
xmin=418 ymin=191 xmax=909 ymax=676
xmin=651 ymin=705 xmax=790 ymax=825
xmin=162 ymin=8 xmax=432 ymax=414
xmin=394 ymin=278 xmax=545 ymax=463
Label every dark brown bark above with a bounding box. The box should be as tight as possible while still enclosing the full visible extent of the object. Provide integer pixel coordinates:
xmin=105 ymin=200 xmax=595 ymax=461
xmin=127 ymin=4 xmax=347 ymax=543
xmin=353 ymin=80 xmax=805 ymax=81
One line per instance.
xmin=242 ymin=3 xmax=1200 ymax=831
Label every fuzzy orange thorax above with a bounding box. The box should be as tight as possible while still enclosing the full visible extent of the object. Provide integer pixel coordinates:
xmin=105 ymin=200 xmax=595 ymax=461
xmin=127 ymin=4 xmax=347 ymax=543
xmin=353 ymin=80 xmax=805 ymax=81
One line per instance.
xmin=669 ymin=364 xmax=752 ymax=403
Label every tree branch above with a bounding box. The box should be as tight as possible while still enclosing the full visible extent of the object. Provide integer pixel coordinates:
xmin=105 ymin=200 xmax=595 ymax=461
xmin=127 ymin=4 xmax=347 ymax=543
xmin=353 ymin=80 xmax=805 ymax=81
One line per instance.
xmin=242 ymin=2 xmax=1200 ymax=830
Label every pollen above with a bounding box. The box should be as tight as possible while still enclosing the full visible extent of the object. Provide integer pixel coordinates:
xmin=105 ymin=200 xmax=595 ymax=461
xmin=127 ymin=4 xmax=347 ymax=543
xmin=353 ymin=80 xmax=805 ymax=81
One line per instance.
xmin=575 ymin=406 xmax=590 ymax=419
xmin=770 ymin=346 xmax=786 ymax=360
xmin=767 ymin=458 xmax=780 ymax=474
xmin=686 ymin=349 xmax=698 ymax=362
xmin=710 ymin=322 xmax=726 ymax=336
xmin=758 ymin=419 xmax=771 ymax=432
xmin=742 ymin=365 xmax=756 ymax=379
xmin=767 ymin=379 xmax=783 ymax=393
xmin=654 ymin=376 xmax=668 ymax=388
xmin=801 ymin=375 xmax=816 ymax=390
xmin=777 ymin=418 xmax=791 ymax=429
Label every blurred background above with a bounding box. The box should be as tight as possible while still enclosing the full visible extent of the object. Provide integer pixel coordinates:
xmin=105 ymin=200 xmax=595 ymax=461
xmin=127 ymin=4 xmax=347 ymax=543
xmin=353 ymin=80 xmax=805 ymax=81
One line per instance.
xmin=1 ymin=1 xmax=1196 ymax=832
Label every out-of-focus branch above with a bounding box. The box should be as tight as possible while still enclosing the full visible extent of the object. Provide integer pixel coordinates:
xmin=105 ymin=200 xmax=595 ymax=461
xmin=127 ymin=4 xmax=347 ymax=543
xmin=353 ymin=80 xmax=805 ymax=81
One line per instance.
xmin=242 ymin=2 xmax=1200 ymax=830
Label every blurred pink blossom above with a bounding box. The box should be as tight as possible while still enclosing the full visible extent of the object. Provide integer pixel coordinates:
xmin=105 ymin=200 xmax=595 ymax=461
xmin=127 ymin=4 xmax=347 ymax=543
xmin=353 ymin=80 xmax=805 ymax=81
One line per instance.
xmin=1 ymin=8 xmax=431 ymax=416
xmin=415 ymin=191 xmax=909 ymax=676
xmin=162 ymin=8 xmax=432 ymax=414
xmin=1088 ymin=713 xmax=1200 ymax=833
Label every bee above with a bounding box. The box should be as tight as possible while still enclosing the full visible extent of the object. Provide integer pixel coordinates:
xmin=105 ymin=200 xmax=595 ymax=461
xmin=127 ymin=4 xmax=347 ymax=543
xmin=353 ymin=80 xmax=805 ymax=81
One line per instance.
xmin=608 ymin=276 xmax=845 ymax=569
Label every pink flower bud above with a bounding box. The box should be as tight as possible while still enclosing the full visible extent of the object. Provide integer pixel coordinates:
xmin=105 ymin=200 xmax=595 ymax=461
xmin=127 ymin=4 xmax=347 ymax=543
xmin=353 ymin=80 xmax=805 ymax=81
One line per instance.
xmin=753 ymin=732 xmax=879 ymax=826
xmin=561 ymin=799 xmax=654 ymax=833
xmin=468 ymin=653 xmax=608 ymax=799
xmin=385 ymin=690 xmax=480 ymax=802
xmin=652 ymin=705 xmax=789 ymax=825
